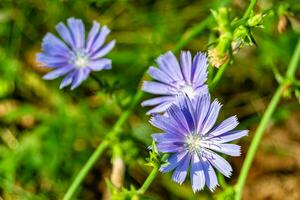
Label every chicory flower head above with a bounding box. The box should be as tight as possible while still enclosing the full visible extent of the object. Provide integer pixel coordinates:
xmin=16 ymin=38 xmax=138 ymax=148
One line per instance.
xmin=142 ymin=51 xmax=208 ymax=114
xmin=150 ymin=94 xmax=248 ymax=192
xmin=37 ymin=17 xmax=115 ymax=90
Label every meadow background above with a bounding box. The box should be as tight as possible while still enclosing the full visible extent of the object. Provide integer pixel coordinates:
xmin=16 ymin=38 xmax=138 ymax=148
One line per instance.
xmin=0 ymin=0 xmax=300 ymax=199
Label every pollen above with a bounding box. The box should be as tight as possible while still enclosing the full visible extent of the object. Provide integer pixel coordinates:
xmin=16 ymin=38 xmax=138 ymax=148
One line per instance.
xmin=179 ymin=85 xmax=195 ymax=99
xmin=185 ymin=134 xmax=202 ymax=154
xmin=74 ymin=53 xmax=89 ymax=68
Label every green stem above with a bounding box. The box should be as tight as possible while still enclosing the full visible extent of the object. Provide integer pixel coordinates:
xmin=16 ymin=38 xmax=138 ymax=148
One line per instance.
xmin=231 ymin=0 xmax=258 ymax=28
xmin=243 ymin=0 xmax=258 ymax=19
xmin=137 ymin=165 xmax=159 ymax=194
xmin=90 ymin=74 xmax=105 ymax=88
xmin=173 ymin=16 xmax=213 ymax=53
xmin=209 ymin=61 xmax=230 ymax=91
xmin=286 ymin=39 xmax=300 ymax=79
xmin=218 ymin=172 xmax=228 ymax=189
xmin=63 ymin=16 xmax=212 ymax=200
xmin=63 ymin=140 xmax=110 ymax=200
xmin=234 ymin=38 xmax=300 ymax=200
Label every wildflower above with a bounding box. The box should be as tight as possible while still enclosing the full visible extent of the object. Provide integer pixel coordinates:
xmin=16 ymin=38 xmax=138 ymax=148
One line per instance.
xmin=150 ymin=95 xmax=248 ymax=192
xmin=142 ymin=51 xmax=208 ymax=114
xmin=37 ymin=17 xmax=115 ymax=90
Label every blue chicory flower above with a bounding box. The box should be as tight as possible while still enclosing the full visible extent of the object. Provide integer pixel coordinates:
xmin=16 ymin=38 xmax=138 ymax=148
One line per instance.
xmin=37 ymin=17 xmax=115 ymax=90
xmin=150 ymin=94 xmax=248 ymax=192
xmin=142 ymin=51 xmax=208 ymax=114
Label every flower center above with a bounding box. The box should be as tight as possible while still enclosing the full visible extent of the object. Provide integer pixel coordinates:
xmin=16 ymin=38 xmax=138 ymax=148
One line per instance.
xmin=73 ymin=50 xmax=89 ymax=68
xmin=179 ymin=84 xmax=195 ymax=98
xmin=185 ymin=134 xmax=202 ymax=154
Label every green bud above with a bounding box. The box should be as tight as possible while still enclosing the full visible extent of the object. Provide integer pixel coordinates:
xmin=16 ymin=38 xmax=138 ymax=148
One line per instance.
xmin=247 ymin=13 xmax=264 ymax=27
xmin=233 ymin=26 xmax=248 ymax=40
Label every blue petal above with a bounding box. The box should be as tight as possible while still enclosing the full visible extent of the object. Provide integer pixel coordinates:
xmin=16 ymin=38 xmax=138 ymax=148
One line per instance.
xmin=167 ymin=104 xmax=190 ymax=134
xmin=152 ymin=133 xmax=184 ymax=143
xmin=201 ymin=99 xmax=222 ymax=135
xmin=172 ymin=153 xmax=191 ymax=184
xmin=180 ymin=51 xmax=192 ymax=84
xmin=36 ymin=53 xmax=69 ymax=68
xmin=86 ymin=21 xmax=101 ymax=50
xmin=208 ymin=116 xmax=239 ymax=137
xmin=141 ymin=96 xmax=174 ymax=107
xmin=43 ymin=66 xmax=73 ymax=80
xmin=88 ymin=58 xmax=111 ymax=71
xmin=202 ymin=157 xmax=218 ymax=191
xmin=204 ymin=149 xmax=232 ymax=178
xmin=91 ymin=40 xmax=115 ymax=59
xmin=191 ymin=52 xmax=208 ymax=86
xmin=156 ymin=143 xmax=183 ymax=153
xmin=70 ymin=68 xmax=90 ymax=90
xmin=89 ymin=26 xmax=111 ymax=53
xmin=150 ymin=114 xmax=187 ymax=137
xmin=42 ymin=33 xmax=71 ymax=56
xmin=195 ymin=94 xmax=210 ymax=133
xmin=190 ymin=153 xmax=205 ymax=192
xmin=59 ymin=71 xmax=76 ymax=89
xmin=160 ymin=150 xmax=188 ymax=173
xmin=142 ymin=81 xmax=173 ymax=95
xmin=145 ymin=101 xmax=174 ymax=115
xmin=156 ymin=51 xmax=182 ymax=81
xmin=205 ymin=143 xmax=241 ymax=157
xmin=148 ymin=66 xmax=174 ymax=84
xmin=194 ymin=84 xmax=208 ymax=96
xmin=176 ymin=95 xmax=196 ymax=133
xmin=209 ymin=130 xmax=248 ymax=143
xmin=56 ymin=21 xmax=75 ymax=48
xmin=67 ymin=18 xmax=85 ymax=49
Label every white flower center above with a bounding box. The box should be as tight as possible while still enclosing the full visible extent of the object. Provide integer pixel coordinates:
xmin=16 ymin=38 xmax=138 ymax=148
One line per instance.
xmin=75 ymin=57 xmax=88 ymax=68
xmin=179 ymin=84 xmax=195 ymax=98
xmin=181 ymin=85 xmax=195 ymax=98
xmin=185 ymin=134 xmax=202 ymax=154
xmin=73 ymin=50 xmax=89 ymax=68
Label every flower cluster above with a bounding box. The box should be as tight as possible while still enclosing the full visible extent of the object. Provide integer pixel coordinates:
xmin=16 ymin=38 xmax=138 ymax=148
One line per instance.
xmin=36 ymin=17 xmax=247 ymax=194
xmin=143 ymin=51 xmax=248 ymax=192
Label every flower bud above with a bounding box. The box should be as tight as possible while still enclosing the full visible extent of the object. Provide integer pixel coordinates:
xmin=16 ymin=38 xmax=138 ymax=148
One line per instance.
xmin=208 ymin=48 xmax=229 ymax=68
xmin=248 ymin=13 xmax=264 ymax=27
xmin=278 ymin=15 xmax=288 ymax=34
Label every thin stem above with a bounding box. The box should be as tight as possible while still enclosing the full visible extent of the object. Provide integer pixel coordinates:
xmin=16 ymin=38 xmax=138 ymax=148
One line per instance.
xmin=286 ymin=38 xmax=300 ymax=79
xmin=173 ymin=16 xmax=213 ymax=53
xmin=234 ymin=38 xmax=300 ymax=200
xmin=137 ymin=165 xmax=159 ymax=194
xmin=63 ymin=140 xmax=110 ymax=200
xmin=63 ymin=16 xmax=212 ymax=200
xmin=243 ymin=0 xmax=258 ymax=19
xmin=231 ymin=0 xmax=257 ymax=28
xmin=209 ymin=61 xmax=230 ymax=91
xmin=217 ymin=172 xmax=228 ymax=189
xmin=90 ymin=74 xmax=105 ymax=88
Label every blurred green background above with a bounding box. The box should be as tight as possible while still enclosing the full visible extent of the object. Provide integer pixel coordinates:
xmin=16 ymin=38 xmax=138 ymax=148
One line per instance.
xmin=0 ymin=0 xmax=300 ymax=199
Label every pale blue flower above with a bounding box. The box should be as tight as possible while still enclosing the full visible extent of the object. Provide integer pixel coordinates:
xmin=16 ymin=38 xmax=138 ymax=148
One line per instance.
xmin=150 ymin=95 xmax=248 ymax=192
xmin=142 ymin=51 xmax=208 ymax=114
xmin=37 ymin=17 xmax=115 ymax=90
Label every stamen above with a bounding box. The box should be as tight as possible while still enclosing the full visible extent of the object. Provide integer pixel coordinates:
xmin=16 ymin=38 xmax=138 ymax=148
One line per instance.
xmin=179 ymin=85 xmax=195 ymax=99
xmin=73 ymin=50 xmax=89 ymax=68
xmin=185 ymin=134 xmax=202 ymax=154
